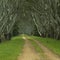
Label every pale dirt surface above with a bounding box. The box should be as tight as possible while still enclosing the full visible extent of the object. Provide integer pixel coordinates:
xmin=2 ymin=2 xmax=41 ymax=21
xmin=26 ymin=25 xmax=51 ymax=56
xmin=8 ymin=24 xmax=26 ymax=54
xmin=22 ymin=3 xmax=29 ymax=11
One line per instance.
xmin=33 ymin=39 xmax=60 ymax=60
xmin=17 ymin=36 xmax=60 ymax=60
xmin=17 ymin=37 xmax=40 ymax=60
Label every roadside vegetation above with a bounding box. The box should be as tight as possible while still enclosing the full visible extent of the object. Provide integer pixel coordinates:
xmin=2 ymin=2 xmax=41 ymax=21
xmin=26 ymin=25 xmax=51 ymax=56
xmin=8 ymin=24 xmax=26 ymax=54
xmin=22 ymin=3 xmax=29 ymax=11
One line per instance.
xmin=30 ymin=36 xmax=60 ymax=56
xmin=0 ymin=36 xmax=24 ymax=60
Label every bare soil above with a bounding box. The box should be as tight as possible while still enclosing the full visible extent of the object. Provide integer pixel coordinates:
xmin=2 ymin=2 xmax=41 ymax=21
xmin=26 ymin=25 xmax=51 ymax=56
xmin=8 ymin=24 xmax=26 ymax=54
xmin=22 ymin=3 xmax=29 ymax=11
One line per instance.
xmin=17 ymin=37 xmax=60 ymax=60
xmin=18 ymin=37 xmax=40 ymax=60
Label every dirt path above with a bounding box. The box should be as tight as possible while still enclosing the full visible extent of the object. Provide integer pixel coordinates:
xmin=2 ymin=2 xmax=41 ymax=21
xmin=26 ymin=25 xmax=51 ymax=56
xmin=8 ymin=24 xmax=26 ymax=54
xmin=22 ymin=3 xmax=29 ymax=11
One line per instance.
xmin=33 ymin=39 xmax=60 ymax=60
xmin=18 ymin=37 xmax=40 ymax=60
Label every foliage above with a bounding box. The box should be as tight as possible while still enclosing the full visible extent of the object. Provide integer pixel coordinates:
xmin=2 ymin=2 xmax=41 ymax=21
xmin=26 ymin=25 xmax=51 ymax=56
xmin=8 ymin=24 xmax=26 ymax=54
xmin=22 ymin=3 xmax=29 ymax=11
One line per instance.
xmin=0 ymin=0 xmax=60 ymax=40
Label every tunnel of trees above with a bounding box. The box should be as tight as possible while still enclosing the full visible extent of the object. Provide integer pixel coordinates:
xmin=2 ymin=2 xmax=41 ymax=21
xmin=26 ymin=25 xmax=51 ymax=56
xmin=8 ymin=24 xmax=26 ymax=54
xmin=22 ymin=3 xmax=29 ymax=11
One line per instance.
xmin=0 ymin=0 xmax=60 ymax=42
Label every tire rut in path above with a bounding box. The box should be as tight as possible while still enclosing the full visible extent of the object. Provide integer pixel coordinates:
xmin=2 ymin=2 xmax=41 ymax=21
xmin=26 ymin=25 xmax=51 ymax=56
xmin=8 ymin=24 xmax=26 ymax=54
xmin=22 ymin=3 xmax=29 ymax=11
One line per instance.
xmin=18 ymin=37 xmax=40 ymax=60
xmin=33 ymin=39 xmax=60 ymax=60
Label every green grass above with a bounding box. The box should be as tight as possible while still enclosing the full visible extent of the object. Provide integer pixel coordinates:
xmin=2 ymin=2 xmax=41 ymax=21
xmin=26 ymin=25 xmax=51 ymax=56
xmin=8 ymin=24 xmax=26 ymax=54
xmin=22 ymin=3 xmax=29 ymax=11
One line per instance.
xmin=27 ymin=37 xmax=46 ymax=60
xmin=30 ymin=36 xmax=60 ymax=56
xmin=30 ymin=39 xmax=43 ymax=53
xmin=0 ymin=35 xmax=24 ymax=60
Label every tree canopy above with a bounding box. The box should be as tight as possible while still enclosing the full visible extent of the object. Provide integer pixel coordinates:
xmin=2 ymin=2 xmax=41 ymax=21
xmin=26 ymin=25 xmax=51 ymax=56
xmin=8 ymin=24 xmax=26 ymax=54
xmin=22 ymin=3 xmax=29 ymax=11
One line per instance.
xmin=0 ymin=0 xmax=60 ymax=40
